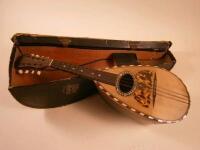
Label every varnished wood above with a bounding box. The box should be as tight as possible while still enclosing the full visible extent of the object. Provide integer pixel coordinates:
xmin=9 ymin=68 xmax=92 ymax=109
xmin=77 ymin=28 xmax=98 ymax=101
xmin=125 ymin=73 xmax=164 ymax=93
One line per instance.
xmin=11 ymin=46 xmax=165 ymax=86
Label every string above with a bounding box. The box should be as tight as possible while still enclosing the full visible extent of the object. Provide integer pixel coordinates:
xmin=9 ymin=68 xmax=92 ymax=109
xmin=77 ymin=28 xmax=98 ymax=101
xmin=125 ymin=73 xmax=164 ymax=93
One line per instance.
xmin=120 ymin=77 xmax=188 ymax=97
xmin=53 ymin=60 xmax=189 ymax=102
xmin=118 ymin=82 xmax=189 ymax=104
xmin=24 ymin=54 xmax=189 ymax=104
xmin=51 ymin=64 xmax=190 ymax=104
xmin=120 ymin=77 xmax=188 ymax=98
xmin=156 ymin=86 xmax=188 ymax=98
xmin=118 ymin=80 xmax=189 ymax=104
xmin=156 ymin=93 xmax=189 ymax=104
xmin=119 ymin=79 xmax=188 ymax=100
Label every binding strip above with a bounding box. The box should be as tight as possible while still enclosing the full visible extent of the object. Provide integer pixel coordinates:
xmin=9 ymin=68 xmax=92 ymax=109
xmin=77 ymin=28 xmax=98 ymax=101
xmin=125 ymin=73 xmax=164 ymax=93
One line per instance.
xmin=95 ymin=64 xmax=190 ymax=124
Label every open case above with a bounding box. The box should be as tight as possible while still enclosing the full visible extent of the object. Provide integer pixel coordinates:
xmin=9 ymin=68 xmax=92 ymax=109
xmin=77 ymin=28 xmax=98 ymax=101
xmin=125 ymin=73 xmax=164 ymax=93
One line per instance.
xmin=8 ymin=33 xmax=176 ymax=108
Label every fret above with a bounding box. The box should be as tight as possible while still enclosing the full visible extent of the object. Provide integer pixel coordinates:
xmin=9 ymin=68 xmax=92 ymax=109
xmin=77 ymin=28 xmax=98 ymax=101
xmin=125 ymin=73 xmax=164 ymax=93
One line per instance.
xmin=51 ymin=60 xmax=117 ymax=85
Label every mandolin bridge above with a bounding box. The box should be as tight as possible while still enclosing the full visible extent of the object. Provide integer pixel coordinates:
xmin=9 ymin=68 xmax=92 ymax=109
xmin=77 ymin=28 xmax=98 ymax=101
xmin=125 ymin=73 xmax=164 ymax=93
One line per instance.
xmin=133 ymin=70 xmax=157 ymax=108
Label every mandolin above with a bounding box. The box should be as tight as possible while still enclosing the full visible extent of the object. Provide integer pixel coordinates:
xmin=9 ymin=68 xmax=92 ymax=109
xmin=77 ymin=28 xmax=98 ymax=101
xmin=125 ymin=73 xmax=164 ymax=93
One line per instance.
xmin=16 ymin=54 xmax=190 ymax=123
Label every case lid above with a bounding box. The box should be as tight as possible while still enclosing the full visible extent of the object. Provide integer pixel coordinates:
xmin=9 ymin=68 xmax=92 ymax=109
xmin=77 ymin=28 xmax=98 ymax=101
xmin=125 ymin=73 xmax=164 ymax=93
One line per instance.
xmin=12 ymin=33 xmax=172 ymax=51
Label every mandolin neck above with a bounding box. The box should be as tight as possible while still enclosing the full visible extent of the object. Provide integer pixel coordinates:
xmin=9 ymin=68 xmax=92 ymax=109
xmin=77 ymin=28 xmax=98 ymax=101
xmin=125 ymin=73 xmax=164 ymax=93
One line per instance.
xmin=50 ymin=59 xmax=117 ymax=85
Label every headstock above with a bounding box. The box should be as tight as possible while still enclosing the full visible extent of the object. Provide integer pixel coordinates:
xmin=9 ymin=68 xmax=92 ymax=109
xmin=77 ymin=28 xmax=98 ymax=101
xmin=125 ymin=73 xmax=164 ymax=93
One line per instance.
xmin=16 ymin=54 xmax=52 ymax=75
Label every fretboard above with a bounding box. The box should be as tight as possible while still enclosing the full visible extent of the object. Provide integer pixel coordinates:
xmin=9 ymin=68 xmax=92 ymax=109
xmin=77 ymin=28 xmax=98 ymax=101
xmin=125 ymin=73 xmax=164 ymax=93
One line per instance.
xmin=51 ymin=60 xmax=117 ymax=85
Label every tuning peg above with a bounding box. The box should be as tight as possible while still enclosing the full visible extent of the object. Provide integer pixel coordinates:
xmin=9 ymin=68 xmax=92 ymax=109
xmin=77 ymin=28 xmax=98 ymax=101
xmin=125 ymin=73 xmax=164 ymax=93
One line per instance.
xmin=31 ymin=70 xmax=35 ymax=74
xmin=37 ymin=71 xmax=41 ymax=75
xmin=31 ymin=54 xmax=35 ymax=56
xmin=35 ymin=55 xmax=40 ymax=58
xmin=25 ymin=70 xmax=29 ymax=74
xmin=18 ymin=69 xmax=24 ymax=74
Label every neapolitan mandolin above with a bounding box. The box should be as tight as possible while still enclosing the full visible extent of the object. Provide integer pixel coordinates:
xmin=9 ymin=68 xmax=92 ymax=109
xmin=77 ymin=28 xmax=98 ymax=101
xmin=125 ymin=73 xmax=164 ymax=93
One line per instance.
xmin=16 ymin=54 xmax=190 ymax=123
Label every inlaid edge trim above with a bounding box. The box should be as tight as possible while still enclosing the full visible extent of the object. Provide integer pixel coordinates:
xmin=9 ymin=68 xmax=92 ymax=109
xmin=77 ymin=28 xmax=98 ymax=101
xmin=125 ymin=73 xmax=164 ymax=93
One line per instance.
xmin=95 ymin=64 xmax=190 ymax=124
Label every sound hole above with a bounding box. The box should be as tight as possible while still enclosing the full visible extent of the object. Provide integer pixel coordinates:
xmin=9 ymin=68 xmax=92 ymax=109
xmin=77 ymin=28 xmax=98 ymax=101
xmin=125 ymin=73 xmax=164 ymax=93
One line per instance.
xmin=118 ymin=73 xmax=134 ymax=95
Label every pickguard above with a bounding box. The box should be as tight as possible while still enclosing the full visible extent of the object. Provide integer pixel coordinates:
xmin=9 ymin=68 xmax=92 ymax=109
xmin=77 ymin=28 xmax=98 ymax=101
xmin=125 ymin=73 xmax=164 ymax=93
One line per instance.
xmin=133 ymin=70 xmax=157 ymax=107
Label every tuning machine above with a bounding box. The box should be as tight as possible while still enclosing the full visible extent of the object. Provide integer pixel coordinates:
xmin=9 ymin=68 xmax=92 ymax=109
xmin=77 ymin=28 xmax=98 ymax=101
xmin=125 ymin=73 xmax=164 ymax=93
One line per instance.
xmin=17 ymin=69 xmax=42 ymax=76
xmin=17 ymin=69 xmax=24 ymax=74
xmin=30 ymin=70 xmax=41 ymax=75
xmin=31 ymin=70 xmax=35 ymax=74
xmin=36 ymin=70 xmax=41 ymax=75
xmin=30 ymin=53 xmax=40 ymax=58
xmin=17 ymin=69 xmax=30 ymax=75
xmin=24 ymin=70 xmax=29 ymax=74
xmin=31 ymin=53 xmax=46 ymax=58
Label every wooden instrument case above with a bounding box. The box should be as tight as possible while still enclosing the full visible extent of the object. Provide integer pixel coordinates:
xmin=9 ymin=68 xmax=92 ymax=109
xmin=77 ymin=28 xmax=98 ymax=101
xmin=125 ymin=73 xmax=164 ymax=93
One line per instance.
xmin=9 ymin=33 xmax=176 ymax=108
